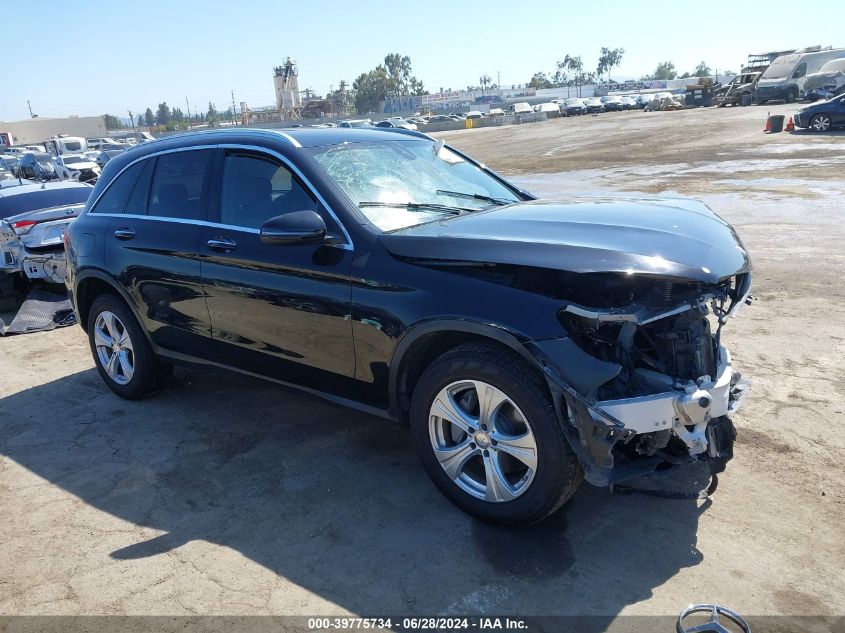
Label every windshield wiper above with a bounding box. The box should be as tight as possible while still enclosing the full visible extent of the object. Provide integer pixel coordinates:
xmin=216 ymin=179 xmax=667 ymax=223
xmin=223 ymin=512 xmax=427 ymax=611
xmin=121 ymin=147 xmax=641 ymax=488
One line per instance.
xmin=435 ymin=189 xmax=512 ymax=206
xmin=358 ymin=201 xmax=469 ymax=215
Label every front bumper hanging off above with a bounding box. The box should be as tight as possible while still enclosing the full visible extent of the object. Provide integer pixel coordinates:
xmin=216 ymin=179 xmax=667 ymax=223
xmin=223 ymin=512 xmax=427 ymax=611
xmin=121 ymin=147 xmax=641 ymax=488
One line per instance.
xmin=536 ymin=341 xmax=749 ymax=487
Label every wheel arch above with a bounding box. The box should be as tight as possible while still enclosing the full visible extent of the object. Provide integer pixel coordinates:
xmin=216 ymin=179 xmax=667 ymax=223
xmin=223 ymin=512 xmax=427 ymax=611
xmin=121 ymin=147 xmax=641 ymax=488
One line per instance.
xmin=389 ymin=319 xmax=542 ymax=427
xmin=75 ymin=270 xmax=146 ymax=339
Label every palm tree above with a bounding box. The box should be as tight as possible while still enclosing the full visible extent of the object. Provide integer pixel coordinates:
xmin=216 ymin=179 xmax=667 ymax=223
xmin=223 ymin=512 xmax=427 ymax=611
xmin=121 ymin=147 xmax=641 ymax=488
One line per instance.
xmin=479 ymin=74 xmax=491 ymax=96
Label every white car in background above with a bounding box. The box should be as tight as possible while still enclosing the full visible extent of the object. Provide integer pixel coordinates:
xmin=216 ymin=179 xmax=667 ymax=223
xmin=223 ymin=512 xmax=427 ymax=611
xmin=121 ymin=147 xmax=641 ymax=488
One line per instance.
xmin=374 ymin=119 xmax=418 ymax=131
xmin=510 ymin=102 xmax=532 ymax=115
xmin=54 ymin=154 xmax=101 ymax=183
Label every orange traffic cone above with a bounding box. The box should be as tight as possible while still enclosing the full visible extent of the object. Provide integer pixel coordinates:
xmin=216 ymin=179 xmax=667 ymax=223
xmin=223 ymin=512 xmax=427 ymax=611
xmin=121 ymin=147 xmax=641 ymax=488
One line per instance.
xmin=763 ymin=112 xmax=772 ymax=133
xmin=785 ymin=116 xmax=795 ymax=132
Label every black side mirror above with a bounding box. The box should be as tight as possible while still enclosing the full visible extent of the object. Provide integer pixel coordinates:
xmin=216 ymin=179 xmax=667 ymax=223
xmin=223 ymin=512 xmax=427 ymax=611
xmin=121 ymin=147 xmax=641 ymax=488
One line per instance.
xmin=260 ymin=210 xmax=327 ymax=246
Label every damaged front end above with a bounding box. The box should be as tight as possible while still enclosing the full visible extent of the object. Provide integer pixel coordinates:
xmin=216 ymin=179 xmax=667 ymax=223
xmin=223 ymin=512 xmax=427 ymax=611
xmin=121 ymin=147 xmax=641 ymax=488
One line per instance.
xmin=534 ymin=271 xmax=752 ymax=487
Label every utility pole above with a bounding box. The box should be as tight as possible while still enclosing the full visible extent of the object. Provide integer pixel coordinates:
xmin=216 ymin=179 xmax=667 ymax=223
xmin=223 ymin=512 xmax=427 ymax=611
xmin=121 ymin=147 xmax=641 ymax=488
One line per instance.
xmin=231 ymin=90 xmax=237 ymax=126
xmin=27 ymin=100 xmax=34 ymax=117
xmin=128 ymin=109 xmax=137 ymax=134
xmin=497 ymin=71 xmax=501 ymax=90
xmin=186 ymin=97 xmax=192 ymax=130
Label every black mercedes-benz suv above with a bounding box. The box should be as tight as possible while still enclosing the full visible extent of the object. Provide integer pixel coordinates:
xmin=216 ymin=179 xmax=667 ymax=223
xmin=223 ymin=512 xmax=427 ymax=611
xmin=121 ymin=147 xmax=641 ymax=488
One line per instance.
xmin=66 ymin=128 xmax=752 ymax=525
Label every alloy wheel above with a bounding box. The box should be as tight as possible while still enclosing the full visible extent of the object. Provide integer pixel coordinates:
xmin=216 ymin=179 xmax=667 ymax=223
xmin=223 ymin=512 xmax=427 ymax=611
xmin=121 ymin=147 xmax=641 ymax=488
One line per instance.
xmin=94 ymin=311 xmax=135 ymax=385
xmin=428 ymin=380 xmax=538 ymax=502
xmin=812 ymin=115 xmax=831 ymax=132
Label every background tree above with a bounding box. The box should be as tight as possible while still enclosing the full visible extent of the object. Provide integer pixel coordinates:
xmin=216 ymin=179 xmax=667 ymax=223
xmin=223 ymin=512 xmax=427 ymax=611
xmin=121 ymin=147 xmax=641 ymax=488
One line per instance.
xmin=652 ymin=61 xmax=678 ymax=80
xmin=353 ymin=53 xmax=425 ymax=113
xmin=206 ymin=102 xmax=218 ymax=127
xmin=144 ymin=108 xmax=155 ymax=127
xmin=479 ymin=73 xmax=492 ymax=95
xmin=156 ymin=102 xmax=171 ymax=127
xmin=596 ymin=47 xmax=625 ymax=83
xmin=528 ymin=72 xmax=553 ymax=89
xmin=694 ymin=61 xmax=712 ymax=77
xmin=103 ymin=114 xmax=124 ymax=130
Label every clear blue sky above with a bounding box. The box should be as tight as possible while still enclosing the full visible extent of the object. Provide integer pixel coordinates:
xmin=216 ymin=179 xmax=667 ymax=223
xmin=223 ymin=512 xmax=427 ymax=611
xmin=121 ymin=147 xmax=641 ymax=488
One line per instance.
xmin=2 ymin=0 xmax=841 ymax=121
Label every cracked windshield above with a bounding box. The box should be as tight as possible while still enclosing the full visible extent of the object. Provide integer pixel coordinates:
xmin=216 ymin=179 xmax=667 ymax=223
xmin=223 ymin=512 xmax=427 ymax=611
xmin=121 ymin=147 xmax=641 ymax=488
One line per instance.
xmin=308 ymin=139 xmax=519 ymax=231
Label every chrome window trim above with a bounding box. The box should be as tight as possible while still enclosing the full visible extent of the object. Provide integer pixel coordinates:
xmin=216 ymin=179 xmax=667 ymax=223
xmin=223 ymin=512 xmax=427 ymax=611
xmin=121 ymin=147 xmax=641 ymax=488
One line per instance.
xmin=87 ymin=144 xmax=218 ymax=215
xmin=87 ymin=141 xmax=353 ymax=250
xmin=91 ymin=213 xmax=261 ymax=235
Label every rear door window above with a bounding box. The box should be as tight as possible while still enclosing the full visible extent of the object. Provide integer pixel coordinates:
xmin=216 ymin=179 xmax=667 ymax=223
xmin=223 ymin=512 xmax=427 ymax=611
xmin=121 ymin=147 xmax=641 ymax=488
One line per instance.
xmin=148 ymin=149 xmax=213 ymax=220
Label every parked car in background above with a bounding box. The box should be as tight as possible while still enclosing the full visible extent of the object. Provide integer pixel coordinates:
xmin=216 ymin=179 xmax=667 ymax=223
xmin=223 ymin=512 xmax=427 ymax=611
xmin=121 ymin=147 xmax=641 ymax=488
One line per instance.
xmin=534 ymin=102 xmax=561 ymax=114
xmin=636 ymin=94 xmax=656 ymax=108
xmin=603 ymin=96 xmax=625 ymax=111
xmin=1 ymin=181 xmax=92 ymax=284
xmin=338 ymin=119 xmax=373 ymax=128
xmin=488 ymin=107 xmax=505 ymax=116
xmin=55 ymin=154 xmax=101 ymax=183
xmin=802 ymin=58 xmax=845 ymax=101
xmin=65 ymin=127 xmax=751 ymax=526
xmin=510 ymin=102 xmax=532 ymax=115
xmin=87 ymin=138 xmax=125 ymax=151
xmin=96 ymin=150 xmax=125 ymax=169
xmin=620 ymin=96 xmax=638 ymax=110
xmin=16 ymin=153 xmax=59 ymax=180
xmin=466 ymin=111 xmax=485 ymax=120
xmin=793 ymin=93 xmax=845 ymax=132
xmin=0 ymin=155 xmax=20 ymax=173
xmin=713 ymin=72 xmax=761 ymax=107
xmin=562 ymin=98 xmax=587 ymax=115
xmin=375 ymin=119 xmax=419 ymax=131
xmin=585 ymin=97 xmax=605 ymax=113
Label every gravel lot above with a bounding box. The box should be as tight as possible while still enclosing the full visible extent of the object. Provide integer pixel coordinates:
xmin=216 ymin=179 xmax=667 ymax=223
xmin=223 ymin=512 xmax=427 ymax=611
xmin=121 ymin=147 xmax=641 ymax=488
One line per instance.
xmin=1 ymin=104 xmax=843 ymax=627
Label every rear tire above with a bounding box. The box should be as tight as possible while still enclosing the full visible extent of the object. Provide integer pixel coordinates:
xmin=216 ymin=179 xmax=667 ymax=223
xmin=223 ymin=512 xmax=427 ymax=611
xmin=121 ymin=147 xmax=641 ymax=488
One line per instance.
xmin=87 ymin=294 xmax=172 ymax=399
xmin=410 ymin=342 xmax=583 ymax=526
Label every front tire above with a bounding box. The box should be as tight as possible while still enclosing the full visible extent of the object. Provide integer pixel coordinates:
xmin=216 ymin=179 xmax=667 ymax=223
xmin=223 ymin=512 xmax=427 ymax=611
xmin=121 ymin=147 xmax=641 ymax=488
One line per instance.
xmin=87 ymin=294 xmax=172 ymax=399
xmin=410 ymin=343 xmax=583 ymax=526
xmin=811 ymin=114 xmax=832 ymax=132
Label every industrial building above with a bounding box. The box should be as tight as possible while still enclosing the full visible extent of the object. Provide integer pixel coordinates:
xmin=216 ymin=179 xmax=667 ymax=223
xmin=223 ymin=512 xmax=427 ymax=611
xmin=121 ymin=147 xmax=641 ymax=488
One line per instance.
xmin=0 ymin=116 xmax=106 ymax=147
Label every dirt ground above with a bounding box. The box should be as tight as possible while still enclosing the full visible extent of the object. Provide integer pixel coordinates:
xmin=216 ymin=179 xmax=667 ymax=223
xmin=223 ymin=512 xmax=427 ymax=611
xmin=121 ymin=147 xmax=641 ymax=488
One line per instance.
xmin=1 ymin=104 xmax=843 ymax=628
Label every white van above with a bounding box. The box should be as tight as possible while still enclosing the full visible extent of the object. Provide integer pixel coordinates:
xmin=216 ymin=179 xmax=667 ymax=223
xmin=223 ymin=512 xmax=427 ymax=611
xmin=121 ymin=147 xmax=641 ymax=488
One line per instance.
xmin=533 ymin=102 xmax=561 ymax=113
xmin=43 ymin=136 xmax=88 ymax=156
xmin=754 ymin=47 xmax=845 ymax=104
xmin=510 ymin=102 xmax=532 ymax=115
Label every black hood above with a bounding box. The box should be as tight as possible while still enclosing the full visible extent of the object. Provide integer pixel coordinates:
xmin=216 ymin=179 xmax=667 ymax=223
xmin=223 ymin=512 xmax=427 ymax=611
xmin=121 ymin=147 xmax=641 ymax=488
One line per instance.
xmin=379 ymin=198 xmax=752 ymax=283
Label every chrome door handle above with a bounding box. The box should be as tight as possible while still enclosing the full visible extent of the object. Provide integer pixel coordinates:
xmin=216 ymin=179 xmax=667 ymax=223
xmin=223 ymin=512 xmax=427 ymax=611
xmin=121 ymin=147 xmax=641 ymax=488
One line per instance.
xmin=113 ymin=228 xmax=135 ymax=240
xmin=207 ymin=237 xmax=237 ymax=252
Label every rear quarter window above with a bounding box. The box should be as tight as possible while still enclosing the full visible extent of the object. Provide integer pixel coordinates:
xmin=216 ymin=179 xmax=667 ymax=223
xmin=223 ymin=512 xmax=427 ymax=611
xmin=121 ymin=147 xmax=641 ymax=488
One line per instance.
xmin=90 ymin=161 xmax=145 ymax=214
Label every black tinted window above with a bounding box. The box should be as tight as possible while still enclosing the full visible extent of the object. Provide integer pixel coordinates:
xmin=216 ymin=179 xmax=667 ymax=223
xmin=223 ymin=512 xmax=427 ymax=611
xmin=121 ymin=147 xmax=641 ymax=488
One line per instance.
xmin=220 ymin=153 xmax=315 ymax=229
xmin=90 ymin=161 xmax=144 ymax=214
xmin=148 ymin=149 xmax=212 ymax=220
xmin=125 ymin=158 xmax=155 ymax=215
